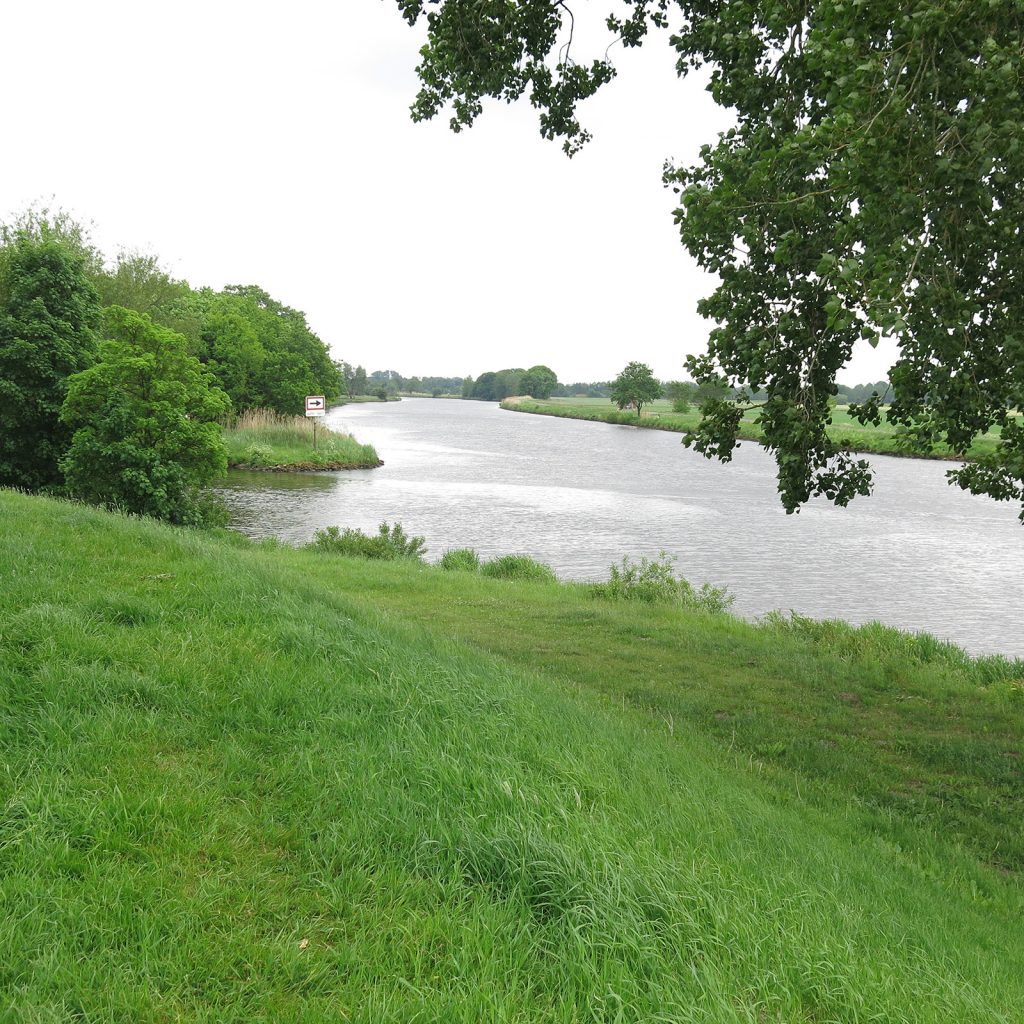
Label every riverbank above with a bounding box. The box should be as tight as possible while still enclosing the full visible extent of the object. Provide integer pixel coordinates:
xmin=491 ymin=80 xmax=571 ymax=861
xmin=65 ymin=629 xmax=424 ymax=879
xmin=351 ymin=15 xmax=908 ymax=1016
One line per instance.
xmin=501 ymin=396 xmax=1003 ymax=462
xmin=221 ymin=409 xmax=382 ymax=471
xmin=1 ymin=490 xmax=1022 ymax=1020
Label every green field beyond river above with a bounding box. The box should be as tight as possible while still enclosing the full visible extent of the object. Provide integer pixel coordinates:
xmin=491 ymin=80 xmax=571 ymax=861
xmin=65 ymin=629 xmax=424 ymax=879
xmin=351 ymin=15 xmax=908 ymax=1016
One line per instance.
xmin=501 ymin=397 xmax=1007 ymax=462
xmin=1 ymin=490 xmax=1022 ymax=1021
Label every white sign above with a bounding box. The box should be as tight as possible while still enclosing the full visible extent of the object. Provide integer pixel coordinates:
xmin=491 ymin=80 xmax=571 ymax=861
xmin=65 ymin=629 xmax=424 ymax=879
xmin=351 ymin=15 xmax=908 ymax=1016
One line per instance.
xmin=305 ymin=395 xmax=326 ymax=417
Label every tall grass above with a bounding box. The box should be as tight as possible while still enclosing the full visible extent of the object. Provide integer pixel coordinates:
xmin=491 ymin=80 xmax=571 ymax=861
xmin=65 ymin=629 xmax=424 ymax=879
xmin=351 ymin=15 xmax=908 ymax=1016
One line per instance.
xmin=1 ymin=491 xmax=1022 ymax=1021
xmin=221 ymin=408 xmax=381 ymax=469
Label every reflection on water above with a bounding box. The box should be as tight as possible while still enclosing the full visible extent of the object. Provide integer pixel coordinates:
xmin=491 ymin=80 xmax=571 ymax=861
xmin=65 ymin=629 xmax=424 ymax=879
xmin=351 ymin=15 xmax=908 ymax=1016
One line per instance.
xmin=216 ymin=399 xmax=1024 ymax=657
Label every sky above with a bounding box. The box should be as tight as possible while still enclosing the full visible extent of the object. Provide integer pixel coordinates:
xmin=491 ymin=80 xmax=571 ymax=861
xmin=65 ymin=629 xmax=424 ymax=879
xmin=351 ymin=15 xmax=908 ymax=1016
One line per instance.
xmin=2 ymin=0 xmax=895 ymax=385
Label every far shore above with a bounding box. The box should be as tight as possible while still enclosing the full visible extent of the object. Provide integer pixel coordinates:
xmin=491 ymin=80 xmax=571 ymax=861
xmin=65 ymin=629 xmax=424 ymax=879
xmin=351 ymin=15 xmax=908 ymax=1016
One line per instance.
xmin=500 ymin=396 xmax=1004 ymax=464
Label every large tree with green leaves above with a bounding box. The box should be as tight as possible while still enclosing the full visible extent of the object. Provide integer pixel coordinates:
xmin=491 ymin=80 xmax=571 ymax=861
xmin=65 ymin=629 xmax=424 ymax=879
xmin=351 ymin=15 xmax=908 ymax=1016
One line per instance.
xmin=197 ymin=285 xmax=343 ymax=414
xmin=610 ymin=361 xmax=662 ymax=417
xmin=394 ymin=1 xmax=1024 ymax=517
xmin=0 ymin=232 xmax=100 ymax=490
xmin=521 ymin=363 xmax=559 ymax=399
xmin=60 ymin=307 xmax=230 ymax=525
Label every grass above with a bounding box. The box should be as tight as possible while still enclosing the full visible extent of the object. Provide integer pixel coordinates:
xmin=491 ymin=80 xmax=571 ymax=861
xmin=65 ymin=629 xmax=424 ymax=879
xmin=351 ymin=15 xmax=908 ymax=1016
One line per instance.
xmin=1 ymin=490 xmax=1023 ymax=1021
xmin=503 ymin=397 xmax=1006 ymax=461
xmin=221 ymin=408 xmax=382 ymax=471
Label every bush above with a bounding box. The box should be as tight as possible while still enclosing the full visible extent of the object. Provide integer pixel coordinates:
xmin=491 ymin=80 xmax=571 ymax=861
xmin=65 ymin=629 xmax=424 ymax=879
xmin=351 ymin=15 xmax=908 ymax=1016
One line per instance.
xmin=480 ymin=554 xmax=558 ymax=583
xmin=439 ymin=548 xmax=481 ymax=572
xmin=306 ymin=522 xmax=427 ymax=561
xmin=594 ymin=553 xmax=734 ymax=613
xmin=244 ymin=443 xmax=273 ymax=465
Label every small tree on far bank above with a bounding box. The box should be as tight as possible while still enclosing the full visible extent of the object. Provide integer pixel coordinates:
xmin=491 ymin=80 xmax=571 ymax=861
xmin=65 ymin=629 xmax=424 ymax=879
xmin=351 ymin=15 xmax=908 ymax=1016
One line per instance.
xmin=60 ymin=306 xmax=230 ymax=525
xmin=664 ymin=380 xmax=698 ymax=414
xmin=610 ymin=362 xmax=661 ymax=418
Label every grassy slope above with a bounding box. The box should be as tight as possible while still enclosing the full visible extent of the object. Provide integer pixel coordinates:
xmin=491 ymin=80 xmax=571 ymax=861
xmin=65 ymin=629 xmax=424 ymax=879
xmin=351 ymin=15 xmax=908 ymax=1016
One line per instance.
xmin=503 ymin=398 xmax=1004 ymax=462
xmin=1 ymin=492 xmax=1022 ymax=1022
xmin=313 ymin=557 xmax=1024 ymax=875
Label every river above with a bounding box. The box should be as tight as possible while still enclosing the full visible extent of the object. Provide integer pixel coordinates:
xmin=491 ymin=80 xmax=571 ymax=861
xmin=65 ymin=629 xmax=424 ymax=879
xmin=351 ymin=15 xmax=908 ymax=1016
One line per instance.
xmin=218 ymin=398 xmax=1024 ymax=658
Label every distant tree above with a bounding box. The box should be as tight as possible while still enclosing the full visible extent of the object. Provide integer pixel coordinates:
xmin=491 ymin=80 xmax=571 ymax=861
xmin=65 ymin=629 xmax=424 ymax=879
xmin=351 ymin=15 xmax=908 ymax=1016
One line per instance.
xmin=472 ymin=371 xmax=498 ymax=401
xmin=461 ymin=375 xmax=474 ymax=398
xmin=493 ymin=368 xmax=524 ymax=400
xmin=556 ymin=380 xmax=611 ymax=398
xmin=60 ymin=307 xmax=230 ymax=525
xmin=521 ymin=364 xmax=558 ymax=399
xmin=332 ymin=360 xmax=350 ymax=397
xmin=664 ymin=380 xmax=698 ymax=413
xmin=610 ymin=362 xmax=662 ymax=418
xmin=351 ymin=365 xmax=368 ymax=396
xmin=836 ymin=381 xmax=892 ymax=407
xmin=0 ymin=233 xmax=100 ymax=490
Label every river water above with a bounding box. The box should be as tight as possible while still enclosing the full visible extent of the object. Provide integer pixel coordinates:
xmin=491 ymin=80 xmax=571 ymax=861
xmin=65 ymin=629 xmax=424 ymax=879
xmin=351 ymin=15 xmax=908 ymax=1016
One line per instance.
xmin=218 ymin=398 xmax=1024 ymax=658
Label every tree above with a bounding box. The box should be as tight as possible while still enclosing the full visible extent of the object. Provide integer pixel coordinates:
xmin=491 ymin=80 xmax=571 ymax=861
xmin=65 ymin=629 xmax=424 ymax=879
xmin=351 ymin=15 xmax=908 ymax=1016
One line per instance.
xmin=197 ymin=285 xmax=342 ymax=413
xmin=664 ymin=380 xmax=698 ymax=413
xmin=521 ymin=364 xmax=558 ymax=399
xmin=60 ymin=307 xmax=230 ymax=525
xmin=92 ymin=250 xmax=189 ymax=318
xmin=394 ymin=2 xmax=1024 ymax=518
xmin=610 ymin=361 xmax=662 ymax=418
xmin=0 ymin=233 xmax=99 ymax=490
xmin=493 ymin=367 xmax=524 ymax=400
xmin=471 ymin=370 xmax=498 ymax=401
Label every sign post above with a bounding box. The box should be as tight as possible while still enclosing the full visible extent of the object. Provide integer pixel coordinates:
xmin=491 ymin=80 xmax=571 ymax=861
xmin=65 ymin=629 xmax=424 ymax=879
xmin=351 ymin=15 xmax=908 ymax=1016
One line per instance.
xmin=305 ymin=395 xmax=326 ymax=451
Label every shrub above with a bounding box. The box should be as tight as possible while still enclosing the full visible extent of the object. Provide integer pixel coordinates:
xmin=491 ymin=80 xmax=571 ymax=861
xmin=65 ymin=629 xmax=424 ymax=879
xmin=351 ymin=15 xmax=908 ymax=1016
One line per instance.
xmin=480 ymin=554 xmax=558 ymax=583
xmin=244 ymin=443 xmax=273 ymax=465
xmin=306 ymin=522 xmax=427 ymax=561
xmin=439 ymin=548 xmax=481 ymax=572
xmin=594 ymin=552 xmax=734 ymax=613
xmin=60 ymin=307 xmax=230 ymax=527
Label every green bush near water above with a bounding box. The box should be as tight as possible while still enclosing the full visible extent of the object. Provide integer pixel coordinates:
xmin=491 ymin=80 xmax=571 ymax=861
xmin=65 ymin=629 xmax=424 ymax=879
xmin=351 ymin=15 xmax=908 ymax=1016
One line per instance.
xmin=592 ymin=552 xmax=735 ymax=614
xmin=480 ymin=554 xmax=558 ymax=583
xmin=307 ymin=521 xmax=427 ymax=561
xmin=439 ymin=547 xmax=482 ymax=572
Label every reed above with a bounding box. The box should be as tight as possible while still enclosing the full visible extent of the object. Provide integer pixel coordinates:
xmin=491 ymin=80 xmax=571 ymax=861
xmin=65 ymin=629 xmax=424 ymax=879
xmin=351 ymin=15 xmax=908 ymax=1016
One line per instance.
xmin=220 ymin=407 xmax=380 ymax=469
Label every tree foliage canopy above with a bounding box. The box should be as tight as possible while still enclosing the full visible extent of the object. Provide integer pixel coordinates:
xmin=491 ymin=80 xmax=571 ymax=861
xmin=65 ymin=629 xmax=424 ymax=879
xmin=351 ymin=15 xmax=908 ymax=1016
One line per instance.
xmin=91 ymin=255 xmax=345 ymax=417
xmin=60 ymin=307 xmax=230 ymax=525
xmin=0 ymin=232 xmax=99 ymax=490
xmin=521 ymin=363 xmax=559 ymax=399
xmin=395 ymin=1 xmax=1024 ymax=517
xmin=610 ymin=360 xmax=662 ymax=416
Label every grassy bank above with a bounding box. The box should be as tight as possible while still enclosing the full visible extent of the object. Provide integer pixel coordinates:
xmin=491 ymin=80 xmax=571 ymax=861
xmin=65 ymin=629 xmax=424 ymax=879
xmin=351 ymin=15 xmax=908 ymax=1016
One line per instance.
xmin=221 ymin=408 xmax=382 ymax=471
xmin=1 ymin=492 xmax=1022 ymax=1020
xmin=502 ymin=397 xmax=1004 ymax=461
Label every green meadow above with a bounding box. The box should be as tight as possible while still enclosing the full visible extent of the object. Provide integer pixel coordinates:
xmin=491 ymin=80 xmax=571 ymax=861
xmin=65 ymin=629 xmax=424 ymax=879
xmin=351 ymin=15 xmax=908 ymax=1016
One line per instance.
xmin=503 ymin=397 xmax=1006 ymax=462
xmin=1 ymin=490 xmax=1022 ymax=1021
xmin=221 ymin=409 xmax=382 ymax=471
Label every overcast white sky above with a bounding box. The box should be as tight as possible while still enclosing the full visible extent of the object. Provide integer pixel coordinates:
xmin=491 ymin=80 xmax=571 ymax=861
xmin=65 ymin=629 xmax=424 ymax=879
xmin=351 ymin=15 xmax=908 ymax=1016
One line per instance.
xmin=3 ymin=0 xmax=894 ymax=384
